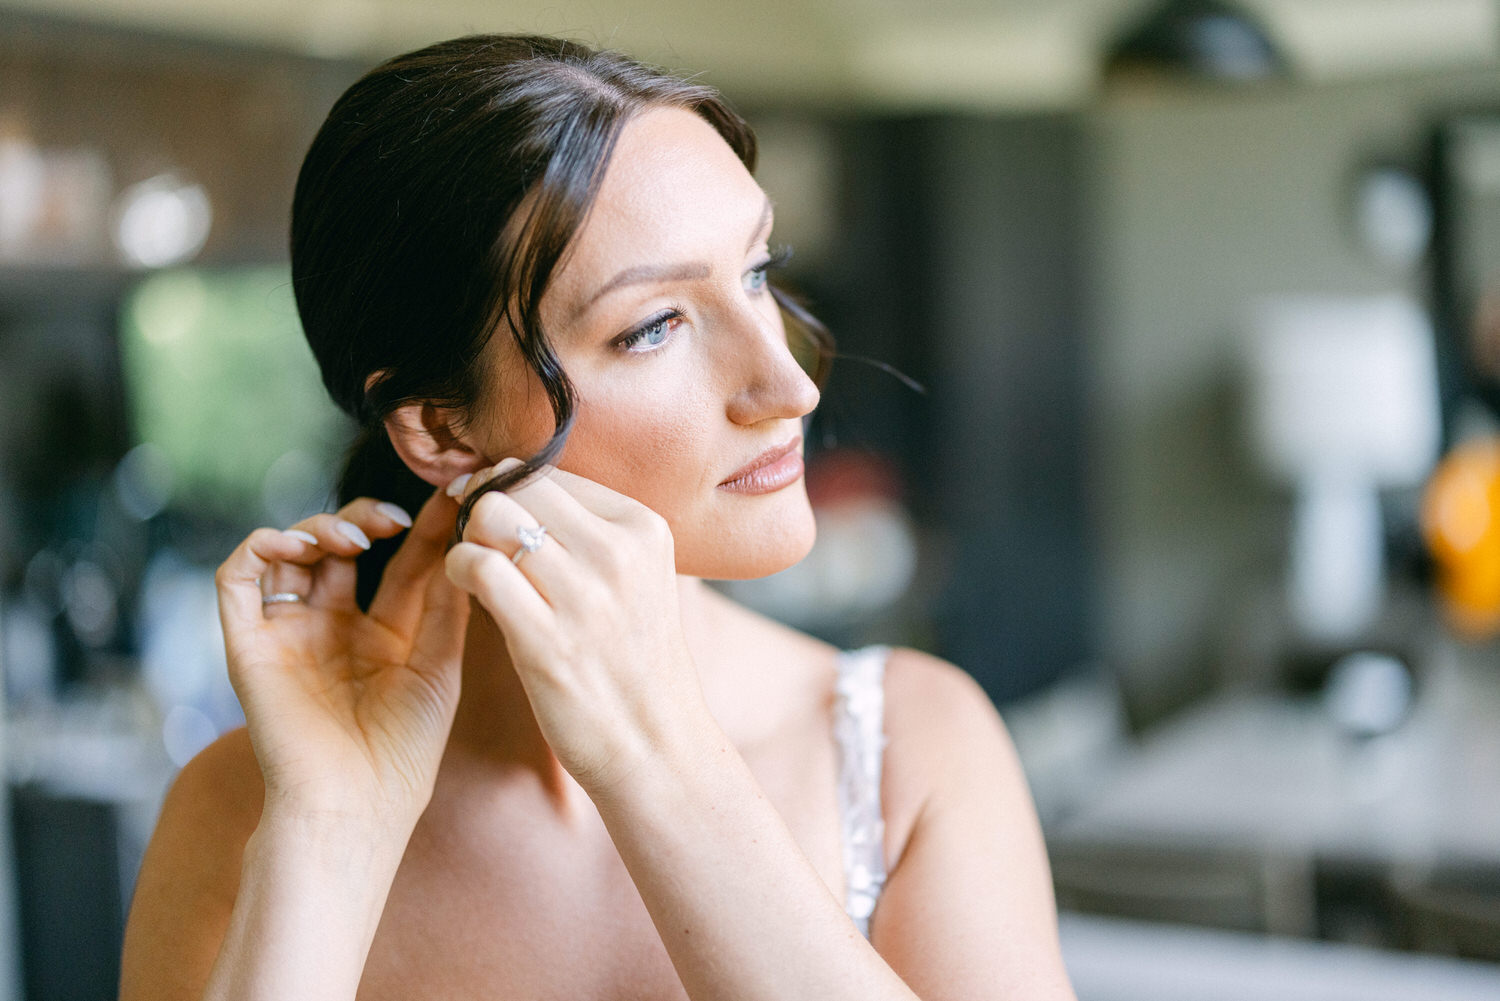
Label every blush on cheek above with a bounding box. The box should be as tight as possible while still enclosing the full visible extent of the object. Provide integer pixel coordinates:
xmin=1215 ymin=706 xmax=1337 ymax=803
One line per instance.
xmin=557 ymin=402 xmax=704 ymax=515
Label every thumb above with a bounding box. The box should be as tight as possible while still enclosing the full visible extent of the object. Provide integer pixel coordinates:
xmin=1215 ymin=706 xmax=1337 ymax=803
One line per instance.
xmin=405 ymin=563 xmax=471 ymax=708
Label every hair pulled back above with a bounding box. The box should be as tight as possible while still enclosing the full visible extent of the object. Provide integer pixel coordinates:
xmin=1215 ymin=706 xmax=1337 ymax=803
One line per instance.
xmin=291 ymin=34 xmax=830 ymax=607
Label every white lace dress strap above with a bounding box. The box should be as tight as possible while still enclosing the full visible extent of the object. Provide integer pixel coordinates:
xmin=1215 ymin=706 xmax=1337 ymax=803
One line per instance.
xmin=833 ymin=645 xmax=891 ymax=939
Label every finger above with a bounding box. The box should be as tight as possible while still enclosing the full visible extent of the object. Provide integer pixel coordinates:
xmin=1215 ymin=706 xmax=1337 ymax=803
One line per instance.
xmin=445 ymin=541 xmax=556 ymax=654
xmin=469 ymin=467 xmax=595 ymax=546
xmin=503 ymin=466 xmax=610 ymax=524
xmin=492 ymin=471 xmax=619 ymax=567
xmin=216 ymin=527 xmax=321 ymax=639
xmin=333 ymin=496 xmax=415 ymax=539
xmin=257 ymin=528 xmax=319 ymax=603
xmin=233 ymin=528 xmax=318 ymax=569
xmin=460 ymin=457 xmax=638 ymax=524
xmin=281 ymin=510 xmax=379 ymax=609
xmin=462 ymin=491 xmax=573 ymax=606
xmin=318 ymin=498 xmax=415 ymax=614
xmin=457 ymin=458 xmax=638 ymax=563
xmin=450 ymin=457 xmax=524 ymax=503
xmin=367 ymin=487 xmax=461 ymax=638
xmin=260 ymin=560 xmax=313 ymax=605
xmin=526 ymin=465 xmax=641 ymax=521
xmin=285 ymin=510 xmax=379 ymax=556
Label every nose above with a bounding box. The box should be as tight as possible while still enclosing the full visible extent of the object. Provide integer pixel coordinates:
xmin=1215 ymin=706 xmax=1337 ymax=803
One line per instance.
xmin=723 ymin=300 xmax=821 ymax=426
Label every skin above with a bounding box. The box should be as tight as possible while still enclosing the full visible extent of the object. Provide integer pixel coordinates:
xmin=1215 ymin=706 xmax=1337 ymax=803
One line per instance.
xmin=118 ymin=107 xmax=1077 ymax=1001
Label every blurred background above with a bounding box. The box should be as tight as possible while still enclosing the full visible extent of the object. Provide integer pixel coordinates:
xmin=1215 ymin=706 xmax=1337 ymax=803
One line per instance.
xmin=4 ymin=0 xmax=1500 ymax=998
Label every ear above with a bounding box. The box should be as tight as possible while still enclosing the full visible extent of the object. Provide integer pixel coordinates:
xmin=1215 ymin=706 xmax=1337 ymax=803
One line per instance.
xmin=384 ymin=402 xmax=490 ymax=488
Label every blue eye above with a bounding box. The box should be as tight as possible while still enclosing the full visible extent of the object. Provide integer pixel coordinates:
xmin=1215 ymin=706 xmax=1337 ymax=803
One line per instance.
xmin=618 ymin=309 xmax=682 ymax=353
xmin=745 ymin=244 xmax=793 ymax=294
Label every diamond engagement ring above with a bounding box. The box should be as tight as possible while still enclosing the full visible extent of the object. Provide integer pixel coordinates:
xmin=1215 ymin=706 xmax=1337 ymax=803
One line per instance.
xmin=512 ymin=524 xmax=549 ymax=565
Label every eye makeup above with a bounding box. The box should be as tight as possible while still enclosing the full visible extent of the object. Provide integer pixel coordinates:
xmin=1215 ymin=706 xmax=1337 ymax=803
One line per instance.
xmin=608 ymin=243 xmax=793 ymax=354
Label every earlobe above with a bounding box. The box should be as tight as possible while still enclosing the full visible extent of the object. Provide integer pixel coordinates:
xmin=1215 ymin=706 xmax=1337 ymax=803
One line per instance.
xmin=383 ymin=402 xmax=489 ymax=488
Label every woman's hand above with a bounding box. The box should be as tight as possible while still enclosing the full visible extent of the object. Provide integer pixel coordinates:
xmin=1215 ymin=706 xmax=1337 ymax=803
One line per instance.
xmin=214 ymin=488 xmax=470 ymax=838
xmin=444 ymin=460 xmax=712 ymax=795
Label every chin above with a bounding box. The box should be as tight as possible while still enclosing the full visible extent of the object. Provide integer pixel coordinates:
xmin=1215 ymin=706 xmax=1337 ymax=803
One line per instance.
xmin=676 ymin=502 xmax=818 ymax=581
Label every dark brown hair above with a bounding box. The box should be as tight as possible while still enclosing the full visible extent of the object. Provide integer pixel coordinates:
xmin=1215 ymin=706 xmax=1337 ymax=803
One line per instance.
xmin=290 ymin=34 xmax=832 ymax=606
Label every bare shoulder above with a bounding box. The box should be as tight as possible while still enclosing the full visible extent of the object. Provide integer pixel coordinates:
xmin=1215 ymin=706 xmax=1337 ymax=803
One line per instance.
xmin=882 ymin=645 xmax=1000 ymax=728
xmin=872 ymin=649 xmax=1075 ymax=998
xmin=879 ymin=648 xmax=1028 ymax=866
xmin=151 ymin=725 xmax=265 ymax=863
xmin=882 ymin=646 xmax=1019 ymax=785
xmin=119 ymin=727 xmax=264 ymax=1001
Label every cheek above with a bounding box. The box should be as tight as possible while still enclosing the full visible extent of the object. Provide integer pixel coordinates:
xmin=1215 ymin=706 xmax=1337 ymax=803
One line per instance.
xmin=557 ymin=386 xmax=713 ymax=516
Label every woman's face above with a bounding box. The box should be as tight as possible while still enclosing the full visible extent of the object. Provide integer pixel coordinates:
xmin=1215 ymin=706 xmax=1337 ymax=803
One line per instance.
xmin=474 ymin=106 xmax=821 ymax=580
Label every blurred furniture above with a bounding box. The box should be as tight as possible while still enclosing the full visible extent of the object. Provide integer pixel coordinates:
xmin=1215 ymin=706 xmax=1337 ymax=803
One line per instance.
xmin=1052 ymin=842 xmax=1314 ymax=936
xmin=1390 ymin=863 xmax=1500 ymax=962
xmin=3 ymin=707 xmax=169 ymax=1001
xmin=9 ymin=787 xmax=124 ymax=1000
xmin=1050 ymin=636 xmax=1500 ymax=948
xmin=1059 ymin=911 xmax=1500 ymax=1001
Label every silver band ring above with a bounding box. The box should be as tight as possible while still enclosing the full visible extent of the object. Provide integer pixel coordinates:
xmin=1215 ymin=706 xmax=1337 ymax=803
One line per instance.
xmin=262 ymin=592 xmax=306 ymax=605
xmin=512 ymin=524 xmax=548 ymax=565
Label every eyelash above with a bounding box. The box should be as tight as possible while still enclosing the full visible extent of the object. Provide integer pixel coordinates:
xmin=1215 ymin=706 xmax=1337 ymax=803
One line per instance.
xmin=615 ymin=244 xmax=793 ymax=353
xmin=748 ymin=243 xmax=793 ymax=292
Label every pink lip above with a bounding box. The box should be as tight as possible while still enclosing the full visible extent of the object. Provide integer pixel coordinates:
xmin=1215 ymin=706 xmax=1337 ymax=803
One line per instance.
xmin=719 ymin=438 xmax=804 ymax=494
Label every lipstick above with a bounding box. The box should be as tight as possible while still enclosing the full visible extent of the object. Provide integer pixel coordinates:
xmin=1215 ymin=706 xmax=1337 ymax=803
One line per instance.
xmin=719 ymin=438 xmax=804 ymax=495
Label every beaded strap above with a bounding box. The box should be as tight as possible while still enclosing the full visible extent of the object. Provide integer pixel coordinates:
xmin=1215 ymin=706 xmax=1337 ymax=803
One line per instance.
xmin=833 ymin=645 xmax=890 ymax=938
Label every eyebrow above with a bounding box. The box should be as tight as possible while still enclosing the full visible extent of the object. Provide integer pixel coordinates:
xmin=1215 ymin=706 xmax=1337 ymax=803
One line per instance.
xmin=570 ymin=195 xmax=774 ymax=323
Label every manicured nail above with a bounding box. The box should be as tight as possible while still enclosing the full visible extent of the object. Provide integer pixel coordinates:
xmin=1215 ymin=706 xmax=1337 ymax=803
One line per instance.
xmin=334 ymin=520 xmax=371 ymax=550
xmin=284 ymin=529 xmax=319 ymax=546
xmin=495 ymin=456 xmax=524 ymax=473
xmin=445 ymin=473 xmax=472 ymax=498
xmin=375 ymin=501 xmax=412 ymax=528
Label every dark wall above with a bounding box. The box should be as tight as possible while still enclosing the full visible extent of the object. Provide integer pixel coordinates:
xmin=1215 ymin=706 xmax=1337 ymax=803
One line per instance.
xmin=809 ymin=115 xmax=1094 ymax=703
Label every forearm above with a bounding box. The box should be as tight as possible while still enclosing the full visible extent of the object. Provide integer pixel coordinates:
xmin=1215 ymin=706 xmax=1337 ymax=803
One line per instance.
xmin=202 ymin=811 xmax=406 ymax=1001
xmin=591 ymin=714 xmax=921 ymax=1001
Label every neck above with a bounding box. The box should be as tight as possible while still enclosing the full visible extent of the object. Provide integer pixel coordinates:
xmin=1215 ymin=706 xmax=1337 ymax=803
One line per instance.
xmin=444 ymin=575 xmax=730 ymax=815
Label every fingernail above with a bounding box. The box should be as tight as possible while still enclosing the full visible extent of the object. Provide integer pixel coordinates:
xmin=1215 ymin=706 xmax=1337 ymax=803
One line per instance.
xmin=445 ymin=473 xmax=472 ymax=498
xmin=375 ymin=501 xmax=412 ymax=528
xmin=284 ymin=529 xmax=319 ymax=546
xmin=334 ymin=520 xmax=371 ymax=550
xmin=496 ymin=456 xmax=524 ymax=473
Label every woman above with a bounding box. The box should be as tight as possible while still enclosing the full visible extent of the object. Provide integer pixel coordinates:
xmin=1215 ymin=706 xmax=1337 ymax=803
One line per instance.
xmin=119 ymin=34 xmax=1075 ymax=1001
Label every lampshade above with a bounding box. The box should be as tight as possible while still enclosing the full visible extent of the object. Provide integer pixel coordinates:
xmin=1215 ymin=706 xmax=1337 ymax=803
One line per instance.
xmin=1105 ymin=0 xmax=1289 ymax=83
xmin=1246 ymin=294 xmax=1443 ymax=641
xmin=1246 ymin=295 xmax=1441 ymax=488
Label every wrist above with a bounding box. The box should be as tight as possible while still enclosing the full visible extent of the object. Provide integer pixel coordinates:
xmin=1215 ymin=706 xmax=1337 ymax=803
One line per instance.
xmin=583 ymin=696 xmax=726 ymax=810
xmin=251 ymin=801 xmax=413 ymax=885
xmin=207 ymin=805 xmax=409 ymax=1001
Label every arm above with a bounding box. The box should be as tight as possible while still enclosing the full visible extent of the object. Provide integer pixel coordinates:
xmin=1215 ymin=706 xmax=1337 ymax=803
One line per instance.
xmin=120 ymin=489 xmax=469 ymax=1001
xmin=119 ymin=730 xmax=409 ymax=1001
xmin=445 ymin=465 xmax=1076 ymax=1001
xmin=588 ymin=650 xmax=1076 ymax=1001
xmin=871 ymin=651 xmax=1076 ymax=999
xmin=199 ymin=809 xmax=406 ymax=1001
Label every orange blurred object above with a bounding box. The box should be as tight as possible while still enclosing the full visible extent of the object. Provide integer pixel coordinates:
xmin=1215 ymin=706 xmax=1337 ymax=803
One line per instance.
xmin=1422 ymin=437 xmax=1500 ymax=636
